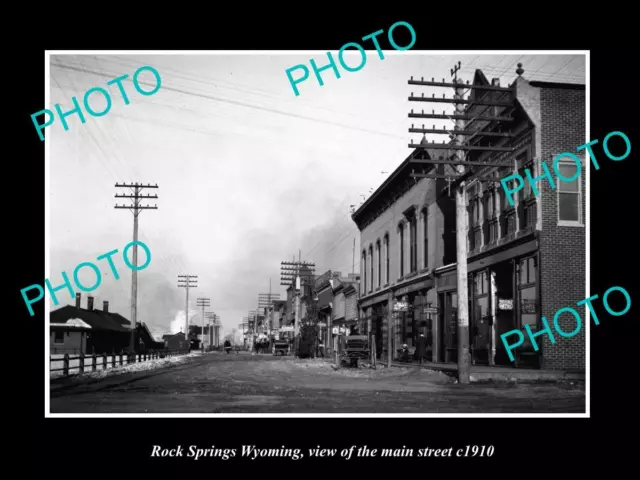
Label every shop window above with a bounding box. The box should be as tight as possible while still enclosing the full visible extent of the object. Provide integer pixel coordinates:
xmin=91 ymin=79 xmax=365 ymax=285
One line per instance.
xmin=518 ymin=256 xmax=538 ymax=353
xmin=519 ymin=256 xmax=536 ymax=286
xmin=557 ymin=159 xmax=582 ymax=225
xmin=475 ymin=271 xmax=488 ymax=295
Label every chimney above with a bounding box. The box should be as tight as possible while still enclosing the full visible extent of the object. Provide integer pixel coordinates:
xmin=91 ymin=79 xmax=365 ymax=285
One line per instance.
xmin=75 ymin=293 xmax=81 ymax=308
xmin=87 ymin=296 xmax=94 ymax=311
xmin=492 ymin=78 xmax=500 ymax=87
xmin=103 ymin=301 xmax=109 ymax=313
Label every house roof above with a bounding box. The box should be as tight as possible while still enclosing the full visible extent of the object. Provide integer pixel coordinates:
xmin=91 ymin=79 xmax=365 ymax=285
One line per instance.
xmin=50 ymin=305 xmax=131 ymax=333
xmin=162 ymin=332 xmax=185 ymax=340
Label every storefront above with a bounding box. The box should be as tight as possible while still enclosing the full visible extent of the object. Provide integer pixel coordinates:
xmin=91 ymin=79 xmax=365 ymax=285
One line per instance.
xmin=392 ymin=278 xmax=433 ymax=361
xmin=436 ymin=238 xmax=540 ymax=368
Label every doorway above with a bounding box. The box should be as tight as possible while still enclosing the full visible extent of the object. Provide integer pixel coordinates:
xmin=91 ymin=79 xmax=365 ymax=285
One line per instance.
xmin=438 ymin=291 xmax=458 ymax=363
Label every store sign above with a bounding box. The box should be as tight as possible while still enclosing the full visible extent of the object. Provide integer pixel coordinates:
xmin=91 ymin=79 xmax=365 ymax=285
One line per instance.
xmin=393 ymin=301 xmax=409 ymax=312
xmin=521 ymin=299 xmax=536 ymax=314
xmin=332 ymin=327 xmax=339 ymax=335
xmin=423 ymin=306 xmax=438 ymax=314
xmin=498 ymin=298 xmax=513 ymax=310
xmin=317 ymin=322 xmax=327 ymax=327
xmin=280 ymin=326 xmax=294 ymax=332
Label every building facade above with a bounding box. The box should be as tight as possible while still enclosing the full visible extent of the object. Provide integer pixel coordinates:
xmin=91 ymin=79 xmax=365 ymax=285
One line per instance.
xmin=352 ymin=66 xmax=585 ymax=371
xmin=352 ymin=140 xmax=456 ymax=361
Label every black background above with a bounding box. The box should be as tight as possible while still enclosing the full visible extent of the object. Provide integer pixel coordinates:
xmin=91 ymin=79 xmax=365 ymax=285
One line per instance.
xmin=15 ymin=12 xmax=637 ymax=476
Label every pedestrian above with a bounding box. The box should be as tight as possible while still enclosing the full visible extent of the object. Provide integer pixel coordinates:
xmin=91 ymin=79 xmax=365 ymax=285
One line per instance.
xmin=318 ymin=337 xmax=325 ymax=358
xmin=415 ymin=332 xmax=428 ymax=365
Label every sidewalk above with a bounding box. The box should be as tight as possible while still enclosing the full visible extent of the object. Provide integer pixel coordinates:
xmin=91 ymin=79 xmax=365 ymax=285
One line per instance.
xmin=386 ymin=359 xmax=584 ymax=381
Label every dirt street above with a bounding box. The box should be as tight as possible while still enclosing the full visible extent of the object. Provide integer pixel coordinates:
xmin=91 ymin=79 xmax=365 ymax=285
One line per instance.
xmin=49 ymin=352 xmax=585 ymax=413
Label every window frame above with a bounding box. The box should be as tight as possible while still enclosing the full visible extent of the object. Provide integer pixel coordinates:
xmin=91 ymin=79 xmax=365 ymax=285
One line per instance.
xmin=422 ymin=208 xmax=428 ymax=270
xmin=376 ymin=240 xmax=381 ymax=288
xmin=555 ymin=155 xmax=584 ymax=227
xmin=54 ymin=330 xmax=65 ymax=344
xmin=398 ymin=222 xmax=405 ymax=278
xmin=384 ymin=234 xmax=390 ymax=285
xmin=362 ymin=250 xmax=367 ymax=294
xmin=368 ymin=245 xmax=374 ymax=292
xmin=410 ymin=216 xmax=417 ymax=273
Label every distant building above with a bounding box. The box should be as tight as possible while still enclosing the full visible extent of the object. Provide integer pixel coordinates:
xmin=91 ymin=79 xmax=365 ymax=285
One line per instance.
xmin=162 ymin=332 xmax=189 ymax=351
xmin=51 ymin=294 xmax=132 ymax=354
xmin=50 ymin=294 xmax=164 ymax=354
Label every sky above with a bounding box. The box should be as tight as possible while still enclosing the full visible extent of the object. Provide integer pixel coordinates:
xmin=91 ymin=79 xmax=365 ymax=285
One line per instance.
xmin=47 ymin=52 xmax=586 ymax=339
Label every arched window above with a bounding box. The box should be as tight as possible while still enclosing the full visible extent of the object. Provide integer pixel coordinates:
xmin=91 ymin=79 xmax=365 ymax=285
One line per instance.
xmin=384 ymin=234 xmax=389 ymax=284
xmin=422 ymin=207 xmax=428 ymax=270
xmin=398 ymin=222 xmax=405 ymax=277
xmin=362 ymin=250 xmax=367 ymax=294
xmin=368 ymin=245 xmax=373 ymax=292
xmin=376 ymin=239 xmax=381 ymax=288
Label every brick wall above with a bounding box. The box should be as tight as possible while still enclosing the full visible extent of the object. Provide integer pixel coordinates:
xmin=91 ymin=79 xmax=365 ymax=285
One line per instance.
xmin=538 ymin=85 xmax=586 ymax=370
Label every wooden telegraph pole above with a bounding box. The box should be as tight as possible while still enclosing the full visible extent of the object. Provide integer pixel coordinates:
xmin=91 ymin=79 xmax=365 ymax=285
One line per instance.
xmin=280 ymin=256 xmax=316 ymax=356
xmin=114 ymin=182 xmax=158 ymax=353
xmin=406 ymin=61 xmax=516 ymax=383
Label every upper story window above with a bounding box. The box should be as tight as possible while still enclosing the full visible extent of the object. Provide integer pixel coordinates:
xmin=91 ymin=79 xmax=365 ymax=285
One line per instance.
xmin=517 ymin=151 xmax=533 ymax=203
xmin=498 ymin=167 xmax=512 ymax=211
xmin=398 ymin=222 xmax=405 ymax=278
xmin=409 ymin=215 xmax=417 ymax=273
xmin=556 ymin=158 xmax=583 ymax=226
xmin=384 ymin=234 xmax=389 ymax=285
xmin=362 ymin=250 xmax=367 ymax=294
xmin=422 ymin=208 xmax=428 ymax=270
xmin=376 ymin=240 xmax=381 ymax=288
xmin=369 ymin=245 xmax=374 ymax=291
xmin=484 ymin=189 xmax=494 ymax=219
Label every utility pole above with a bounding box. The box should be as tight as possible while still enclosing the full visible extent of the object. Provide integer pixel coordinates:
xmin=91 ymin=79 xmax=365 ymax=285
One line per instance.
xmin=451 ymin=66 xmax=471 ymax=384
xmin=178 ymin=274 xmax=198 ymax=345
xmin=115 ymin=182 xmax=158 ymax=353
xmin=280 ymin=257 xmax=316 ymax=356
xmin=258 ymin=281 xmax=281 ymax=334
xmin=197 ymin=297 xmax=210 ymax=351
xmin=406 ymin=62 xmax=516 ymax=384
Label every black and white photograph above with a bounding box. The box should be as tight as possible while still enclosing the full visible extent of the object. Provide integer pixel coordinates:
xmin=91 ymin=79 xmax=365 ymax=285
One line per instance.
xmin=42 ymin=51 xmax=589 ymax=415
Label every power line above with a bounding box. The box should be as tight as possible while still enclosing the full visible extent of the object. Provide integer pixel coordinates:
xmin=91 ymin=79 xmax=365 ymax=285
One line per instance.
xmin=51 ymin=62 xmax=404 ymax=140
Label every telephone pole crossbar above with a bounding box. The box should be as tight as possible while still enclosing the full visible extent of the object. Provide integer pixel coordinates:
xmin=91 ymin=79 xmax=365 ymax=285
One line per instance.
xmin=280 ymin=257 xmax=316 ymax=356
xmin=114 ymin=182 xmax=159 ymax=353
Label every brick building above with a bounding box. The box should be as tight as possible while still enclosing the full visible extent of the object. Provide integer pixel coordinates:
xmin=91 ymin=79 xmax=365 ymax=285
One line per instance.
xmin=352 ymin=65 xmax=585 ymax=370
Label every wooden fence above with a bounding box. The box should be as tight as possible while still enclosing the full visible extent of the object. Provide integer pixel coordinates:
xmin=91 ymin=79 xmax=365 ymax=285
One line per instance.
xmin=50 ymin=349 xmax=190 ymax=378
